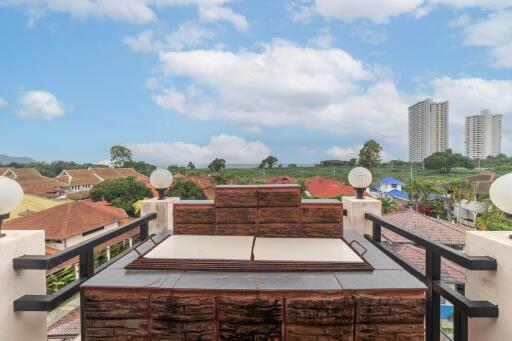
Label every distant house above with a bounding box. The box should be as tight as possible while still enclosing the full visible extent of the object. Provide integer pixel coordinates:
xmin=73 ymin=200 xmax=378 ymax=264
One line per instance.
xmin=315 ymin=160 xmax=349 ymax=167
xmin=55 ymin=167 xmax=149 ymax=196
xmin=1 ymin=168 xmax=65 ymax=198
xmin=174 ymin=173 xmax=215 ymax=199
xmin=378 ymin=176 xmax=404 ymax=192
xmin=443 ymin=172 xmax=497 ymax=197
xmin=3 ymin=199 xmax=131 ymax=250
xmin=305 ymin=176 xmax=358 ymax=198
xmin=266 ymin=175 xmax=296 ymax=184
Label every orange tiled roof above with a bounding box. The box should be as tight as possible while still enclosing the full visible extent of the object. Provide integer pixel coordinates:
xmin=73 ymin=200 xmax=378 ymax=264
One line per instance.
xmin=305 ymin=176 xmax=357 ymax=198
xmin=90 ymin=167 xmax=142 ymax=180
xmin=56 ymin=169 xmax=102 ymax=186
xmin=174 ymin=173 xmax=215 ymax=199
xmin=3 ymin=200 xmax=127 ymax=240
xmin=266 ymin=176 xmax=297 ymax=184
xmin=391 ymin=243 xmax=464 ymax=283
xmin=0 ymin=167 xmax=10 ymax=175
xmin=381 ymin=210 xmax=469 ymax=247
xmin=3 ymin=168 xmax=65 ymax=197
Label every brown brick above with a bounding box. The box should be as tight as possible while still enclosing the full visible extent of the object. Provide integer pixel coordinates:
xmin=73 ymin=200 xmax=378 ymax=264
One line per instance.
xmin=301 ymin=223 xmax=342 ymax=238
xmin=258 ymin=207 xmax=299 ymax=223
xmin=217 ymin=223 xmax=256 ymax=235
xmin=286 ymin=297 xmax=355 ymax=325
xmin=301 ymin=204 xmax=342 ymax=223
xmin=216 ymin=207 xmax=257 ymax=224
xmin=286 ymin=325 xmax=353 ymax=341
xmin=174 ymin=204 xmax=215 ymax=224
xmin=258 ymin=187 xmax=300 ymax=207
xmin=355 ymin=323 xmax=424 ymax=341
xmin=174 ymin=223 xmax=216 ymax=235
xmin=215 ymin=187 xmax=257 ymax=207
xmin=258 ymin=223 xmax=301 ymax=237
xmin=355 ymin=295 xmax=426 ymax=324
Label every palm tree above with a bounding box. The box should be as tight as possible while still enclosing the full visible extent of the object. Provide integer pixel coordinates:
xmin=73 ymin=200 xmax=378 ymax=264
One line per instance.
xmin=476 ymin=204 xmax=512 ymax=231
xmin=381 ymin=197 xmax=397 ymax=214
xmin=407 ymin=179 xmax=435 ymax=211
xmin=450 ymin=179 xmax=475 ymax=203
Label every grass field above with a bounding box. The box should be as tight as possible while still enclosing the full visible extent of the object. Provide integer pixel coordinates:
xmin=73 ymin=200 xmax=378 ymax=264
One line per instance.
xmin=9 ymin=194 xmax=71 ymax=220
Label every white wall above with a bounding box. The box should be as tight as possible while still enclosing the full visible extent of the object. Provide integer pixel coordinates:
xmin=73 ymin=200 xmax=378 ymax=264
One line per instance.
xmin=64 ymin=221 xmax=119 ymax=248
xmin=0 ymin=230 xmax=46 ymax=341
xmin=465 ymin=231 xmax=510 ymax=341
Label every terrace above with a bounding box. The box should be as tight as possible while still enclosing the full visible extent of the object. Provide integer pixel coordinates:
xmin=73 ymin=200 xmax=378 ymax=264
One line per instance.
xmin=1 ymin=169 xmax=510 ymax=340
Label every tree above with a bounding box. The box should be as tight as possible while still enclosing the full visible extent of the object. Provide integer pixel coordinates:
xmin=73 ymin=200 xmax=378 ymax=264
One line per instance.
xmin=110 ymin=145 xmax=133 ymax=168
xmin=168 ymin=180 xmax=207 ymax=200
xmin=187 ymin=161 xmax=196 ymax=170
xmin=380 ymin=197 xmax=397 ymax=214
xmin=348 ymin=158 xmax=357 ymax=167
xmin=405 ymin=179 xmax=436 ymax=211
xmin=259 ymin=155 xmax=279 ymax=169
xmin=476 ymin=204 xmax=512 ymax=231
xmin=208 ymin=158 xmax=226 ymax=173
xmin=424 ymin=149 xmax=475 ymax=173
xmin=288 ymin=163 xmax=297 ymax=168
xmin=449 ymin=179 xmax=475 ymax=203
xmin=358 ymin=140 xmax=382 ymax=171
xmin=90 ymin=177 xmax=152 ymax=216
xmin=123 ymin=160 xmax=156 ymax=177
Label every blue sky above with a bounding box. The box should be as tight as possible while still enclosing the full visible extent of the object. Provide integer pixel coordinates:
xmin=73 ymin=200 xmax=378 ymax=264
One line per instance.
xmin=1 ymin=0 xmax=512 ymax=166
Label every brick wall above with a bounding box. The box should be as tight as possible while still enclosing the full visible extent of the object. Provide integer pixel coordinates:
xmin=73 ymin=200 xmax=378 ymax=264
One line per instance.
xmin=173 ymin=185 xmax=343 ymax=238
xmin=82 ymin=289 xmax=425 ymax=341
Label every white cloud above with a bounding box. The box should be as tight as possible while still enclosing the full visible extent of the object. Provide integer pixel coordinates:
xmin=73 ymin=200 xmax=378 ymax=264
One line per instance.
xmin=461 ymin=10 xmax=512 ymax=67
xmin=308 ymin=27 xmax=334 ymax=48
xmin=352 ymin=25 xmax=387 ymax=44
xmin=431 ymin=77 xmax=512 ymax=153
xmin=123 ymin=30 xmax=159 ymax=52
xmin=17 ymin=90 xmax=67 ymax=120
xmin=325 ymin=145 xmax=361 ymax=160
xmin=0 ymin=97 xmax=7 ymax=108
xmin=154 ymin=40 xmax=409 ymax=145
xmin=2 ymin=0 xmax=248 ymax=29
xmin=129 ymin=134 xmax=270 ymax=166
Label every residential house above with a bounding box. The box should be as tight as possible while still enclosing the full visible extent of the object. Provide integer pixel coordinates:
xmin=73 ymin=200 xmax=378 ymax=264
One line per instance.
xmin=378 ymin=176 xmax=404 ymax=192
xmin=305 ymin=176 xmax=358 ymax=198
xmin=2 ymin=168 xmax=65 ymax=198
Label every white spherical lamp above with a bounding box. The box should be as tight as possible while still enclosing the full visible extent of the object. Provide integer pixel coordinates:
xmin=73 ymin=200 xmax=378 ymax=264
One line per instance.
xmin=489 ymin=173 xmax=512 ymax=214
xmin=0 ymin=176 xmax=24 ymax=237
xmin=348 ymin=167 xmax=372 ymax=199
xmin=150 ymin=169 xmax=173 ymax=200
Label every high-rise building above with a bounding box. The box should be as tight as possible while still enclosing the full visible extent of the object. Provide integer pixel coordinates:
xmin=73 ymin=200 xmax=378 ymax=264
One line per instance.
xmin=465 ymin=110 xmax=502 ymax=159
xmin=408 ymin=98 xmax=449 ymax=162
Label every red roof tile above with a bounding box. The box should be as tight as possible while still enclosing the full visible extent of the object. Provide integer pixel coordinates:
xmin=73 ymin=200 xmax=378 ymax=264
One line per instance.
xmin=391 ymin=243 xmax=465 ymax=283
xmin=47 ymin=307 xmax=80 ymax=339
xmin=56 ymin=169 xmax=102 ymax=186
xmin=305 ymin=176 xmax=357 ymax=198
xmin=381 ymin=211 xmax=469 ymax=247
xmin=3 ymin=200 xmax=127 ymax=240
xmin=266 ymin=176 xmax=296 ymax=184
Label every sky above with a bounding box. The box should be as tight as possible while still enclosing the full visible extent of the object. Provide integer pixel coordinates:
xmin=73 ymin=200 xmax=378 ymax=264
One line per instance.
xmin=1 ymin=0 xmax=512 ymax=166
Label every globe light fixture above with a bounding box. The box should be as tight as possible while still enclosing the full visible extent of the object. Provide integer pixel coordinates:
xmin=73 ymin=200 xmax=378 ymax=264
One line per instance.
xmin=0 ymin=176 xmax=24 ymax=237
xmin=348 ymin=167 xmax=372 ymax=199
xmin=150 ymin=169 xmax=173 ymax=200
xmin=489 ymin=173 xmax=512 ymax=215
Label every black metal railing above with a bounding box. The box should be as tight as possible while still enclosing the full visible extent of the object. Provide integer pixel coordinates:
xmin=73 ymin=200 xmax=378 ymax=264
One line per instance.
xmin=364 ymin=213 xmax=498 ymax=341
xmin=12 ymin=212 xmax=157 ymax=311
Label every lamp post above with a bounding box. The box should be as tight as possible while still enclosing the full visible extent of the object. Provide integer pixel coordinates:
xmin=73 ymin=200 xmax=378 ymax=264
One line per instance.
xmin=348 ymin=167 xmax=372 ymax=200
xmin=0 ymin=176 xmax=24 ymax=237
xmin=150 ymin=169 xmax=173 ymax=200
xmin=489 ymin=173 xmax=512 ymax=238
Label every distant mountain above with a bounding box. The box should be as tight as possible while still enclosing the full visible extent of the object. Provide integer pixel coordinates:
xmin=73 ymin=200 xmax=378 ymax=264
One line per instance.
xmin=0 ymin=154 xmax=37 ymax=165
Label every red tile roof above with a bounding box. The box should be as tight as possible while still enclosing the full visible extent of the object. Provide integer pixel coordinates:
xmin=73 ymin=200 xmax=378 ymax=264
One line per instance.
xmin=3 ymin=200 xmax=128 ymax=240
xmin=56 ymin=169 xmax=102 ymax=186
xmin=90 ymin=167 xmax=142 ymax=180
xmin=381 ymin=211 xmax=469 ymax=247
xmin=174 ymin=173 xmax=215 ymax=199
xmin=2 ymin=168 xmax=65 ymax=197
xmin=47 ymin=307 xmax=80 ymax=339
xmin=266 ymin=176 xmax=296 ymax=184
xmin=305 ymin=176 xmax=357 ymax=198
xmin=391 ymin=243 xmax=465 ymax=283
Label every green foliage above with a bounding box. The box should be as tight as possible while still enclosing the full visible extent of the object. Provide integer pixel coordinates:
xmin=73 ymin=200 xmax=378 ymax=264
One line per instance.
xmin=404 ymin=179 xmax=437 ymax=210
xmin=380 ymin=197 xmax=397 ymax=214
xmin=429 ymin=200 xmax=446 ymax=219
xmin=123 ymin=160 xmax=156 ymax=177
xmin=448 ymin=179 xmax=475 ymax=202
xmin=424 ymin=149 xmax=475 ymax=173
xmin=90 ymin=177 xmax=152 ymax=216
xmin=168 ymin=180 xmax=207 ymax=200
xmin=288 ymin=163 xmax=297 ymax=168
xmin=208 ymin=158 xmax=226 ymax=173
xmin=348 ymin=158 xmax=357 ymax=167
xmin=110 ymin=145 xmax=133 ymax=168
xmin=358 ymin=140 xmax=382 ymax=171
xmin=187 ymin=161 xmax=196 ymax=170
xmin=259 ymin=155 xmax=279 ymax=169
xmin=46 ymin=265 xmax=76 ymax=294
xmin=476 ymin=204 xmax=512 ymax=231
xmin=2 ymin=160 xmax=106 ymax=177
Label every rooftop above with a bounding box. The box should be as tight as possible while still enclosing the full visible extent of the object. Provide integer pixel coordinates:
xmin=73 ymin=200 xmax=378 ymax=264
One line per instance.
xmin=305 ymin=176 xmax=357 ymax=198
xmin=379 ymin=176 xmax=405 ymax=185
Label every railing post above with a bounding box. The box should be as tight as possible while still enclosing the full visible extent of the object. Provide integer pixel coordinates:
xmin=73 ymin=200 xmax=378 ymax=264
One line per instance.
xmin=426 ymin=250 xmax=441 ymax=341
xmin=140 ymin=221 xmax=149 ymax=240
xmin=453 ymin=283 xmax=468 ymax=341
xmin=79 ymin=247 xmax=94 ymax=279
xmin=372 ymin=222 xmax=381 ymax=242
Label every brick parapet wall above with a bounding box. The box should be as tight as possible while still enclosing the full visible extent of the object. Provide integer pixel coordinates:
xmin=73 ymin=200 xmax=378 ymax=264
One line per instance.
xmin=82 ymin=289 xmax=425 ymax=341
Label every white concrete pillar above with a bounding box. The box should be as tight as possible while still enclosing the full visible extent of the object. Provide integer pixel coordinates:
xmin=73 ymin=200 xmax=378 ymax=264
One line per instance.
xmin=466 ymin=231 xmax=510 ymax=341
xmin=342 ymin=196 xmax=382 ymax=236
xmin=140 ymin=197 xmax=180 ymax=235
xmin=128 ymin=238 xmax=133 ymax=247
xmin=74 ymin=264 xmax=79 ymax=280
xmin=0 ymin=230 xmax=46 ymax=341
xmin=106 ymin=246 xmax=111 ymax=261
